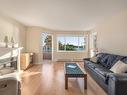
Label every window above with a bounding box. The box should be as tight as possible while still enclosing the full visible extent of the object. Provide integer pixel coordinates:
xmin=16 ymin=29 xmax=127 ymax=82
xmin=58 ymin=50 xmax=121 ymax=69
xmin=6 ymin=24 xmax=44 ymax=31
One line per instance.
xmin=57 ymin=35 xmax=87 ymax=52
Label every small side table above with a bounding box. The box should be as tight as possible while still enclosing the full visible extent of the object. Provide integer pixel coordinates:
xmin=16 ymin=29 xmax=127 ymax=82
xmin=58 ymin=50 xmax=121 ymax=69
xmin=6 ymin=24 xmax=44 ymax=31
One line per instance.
xmin=20 ymin=52 xmax=34 ymax=70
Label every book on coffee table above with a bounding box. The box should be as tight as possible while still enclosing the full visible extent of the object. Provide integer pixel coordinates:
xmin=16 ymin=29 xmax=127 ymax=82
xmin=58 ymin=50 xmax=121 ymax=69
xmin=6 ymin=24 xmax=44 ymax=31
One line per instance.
xmin=67 ymin=65 xmax=77 ymax=69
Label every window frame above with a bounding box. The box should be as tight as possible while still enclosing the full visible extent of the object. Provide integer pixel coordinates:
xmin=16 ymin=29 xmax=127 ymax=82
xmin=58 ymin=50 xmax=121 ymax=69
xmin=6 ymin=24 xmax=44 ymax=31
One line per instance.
xmin=57 ymin=34 xmax=88 ymax=52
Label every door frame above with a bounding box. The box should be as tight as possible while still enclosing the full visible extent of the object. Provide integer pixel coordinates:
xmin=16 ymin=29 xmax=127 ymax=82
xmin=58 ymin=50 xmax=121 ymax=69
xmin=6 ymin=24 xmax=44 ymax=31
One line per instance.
xmin=41 ymin=33 xmax=53 ymax=61
xmin=89 ymin=32 xmax=97 ymax=57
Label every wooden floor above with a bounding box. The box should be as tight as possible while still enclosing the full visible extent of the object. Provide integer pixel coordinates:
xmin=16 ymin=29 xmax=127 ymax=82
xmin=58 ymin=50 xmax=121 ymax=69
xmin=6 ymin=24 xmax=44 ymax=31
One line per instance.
xmin=21 ymin=62 xmax=107 ymax=95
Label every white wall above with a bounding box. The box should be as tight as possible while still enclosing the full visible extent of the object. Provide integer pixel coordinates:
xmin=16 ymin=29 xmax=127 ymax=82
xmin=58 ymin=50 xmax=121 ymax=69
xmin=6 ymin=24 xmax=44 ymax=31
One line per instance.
xmin=26 ymin=27 xmax=89 ymax=63
xmin=0 ymin=14 xmax=26 ymax=51
xmin=93 ymin=10 xmax=127 ymax=56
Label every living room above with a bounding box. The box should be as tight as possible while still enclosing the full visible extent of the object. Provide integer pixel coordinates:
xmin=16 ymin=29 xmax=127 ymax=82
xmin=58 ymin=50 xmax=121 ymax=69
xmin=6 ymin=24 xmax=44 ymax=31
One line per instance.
xmin=0 ymin=0 xmax=127 ymax=95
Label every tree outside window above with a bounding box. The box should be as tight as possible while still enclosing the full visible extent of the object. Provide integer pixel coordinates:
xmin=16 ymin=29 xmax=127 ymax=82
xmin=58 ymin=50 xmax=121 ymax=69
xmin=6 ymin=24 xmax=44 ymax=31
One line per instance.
xmin=57 ymin=36 xmax=87 ymax=51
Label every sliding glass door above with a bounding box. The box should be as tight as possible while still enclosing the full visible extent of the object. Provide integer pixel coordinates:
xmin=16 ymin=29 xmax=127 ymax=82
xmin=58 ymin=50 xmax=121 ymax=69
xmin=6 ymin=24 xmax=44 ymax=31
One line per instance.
xmin=42 ymin=33 xmax=53 ymax=60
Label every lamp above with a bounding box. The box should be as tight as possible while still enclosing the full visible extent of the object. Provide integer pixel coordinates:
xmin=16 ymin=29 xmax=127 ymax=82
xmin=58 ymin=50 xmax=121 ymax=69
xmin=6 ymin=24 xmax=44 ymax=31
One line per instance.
xmin=90 ymin=48 xmax=98 ymax=57
xmin=11 ymin=37 xmax=15 ymax=48
xmin=4 ymin=36 xmax=9 ymax=48
xmin=93 ymin=48 xmax=98 ymax=53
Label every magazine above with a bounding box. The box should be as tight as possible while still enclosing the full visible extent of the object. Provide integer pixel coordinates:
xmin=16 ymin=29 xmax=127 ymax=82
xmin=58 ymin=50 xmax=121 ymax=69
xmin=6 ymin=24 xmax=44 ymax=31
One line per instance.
xmin=67 ymin=65 xmax=77 ymax=69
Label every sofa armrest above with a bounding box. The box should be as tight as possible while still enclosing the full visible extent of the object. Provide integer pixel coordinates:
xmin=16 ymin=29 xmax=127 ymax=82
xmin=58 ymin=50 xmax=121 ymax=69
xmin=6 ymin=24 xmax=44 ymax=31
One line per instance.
xmin=108 ymin=73 xmax=127 ymax=95
xmin=83 ymin=58 xmax=90 ymax=61
xmin=0 ymin=77 xmax=21 ymax=95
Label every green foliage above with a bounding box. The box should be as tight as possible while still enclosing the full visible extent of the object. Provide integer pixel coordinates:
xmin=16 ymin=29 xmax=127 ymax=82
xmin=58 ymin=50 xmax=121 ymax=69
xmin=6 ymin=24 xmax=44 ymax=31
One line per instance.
xmin=44 ymin=36 xmax=52 ymax=46
xmin=59 ymin=42 xmax=75 ymax=51
xmin=65 ymin=44 xmax=75 ymax=51
xmin=58 ymin=41 xmax=64 ymax=50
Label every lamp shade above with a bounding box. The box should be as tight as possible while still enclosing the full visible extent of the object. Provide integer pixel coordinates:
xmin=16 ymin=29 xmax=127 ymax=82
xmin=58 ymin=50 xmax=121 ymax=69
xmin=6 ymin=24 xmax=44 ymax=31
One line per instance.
xmin=93 ymin=48 xmax=98 ymax=52
xmin=4 ymin=36 xmax=9 ymax=43
xmin=11 ymin=37 xmax=14 ymax=43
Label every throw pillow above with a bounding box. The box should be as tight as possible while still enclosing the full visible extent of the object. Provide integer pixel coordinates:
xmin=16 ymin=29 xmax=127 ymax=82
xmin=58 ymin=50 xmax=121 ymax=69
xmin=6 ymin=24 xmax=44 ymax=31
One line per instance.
xmin=110 ymin=60 xmax=127 ymax=73
xmin=90 ymin=56 xmax=97 ymax=63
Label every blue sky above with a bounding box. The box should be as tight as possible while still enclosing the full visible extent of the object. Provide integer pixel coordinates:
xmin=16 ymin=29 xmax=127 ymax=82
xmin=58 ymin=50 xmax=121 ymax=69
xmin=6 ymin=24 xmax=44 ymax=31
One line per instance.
xmin=58 ymin=36 xmax=85 ymax=46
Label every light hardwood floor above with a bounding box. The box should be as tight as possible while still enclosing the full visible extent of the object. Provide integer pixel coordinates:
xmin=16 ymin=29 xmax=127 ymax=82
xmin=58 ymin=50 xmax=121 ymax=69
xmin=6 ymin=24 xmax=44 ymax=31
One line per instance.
xmin=21 ymin=62 xmax=107 ymax=95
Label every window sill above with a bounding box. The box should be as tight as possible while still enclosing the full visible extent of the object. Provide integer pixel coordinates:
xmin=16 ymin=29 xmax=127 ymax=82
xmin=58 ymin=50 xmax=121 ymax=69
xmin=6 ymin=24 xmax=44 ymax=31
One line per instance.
xmin=57 ymin=50 xmax=87 ymax=53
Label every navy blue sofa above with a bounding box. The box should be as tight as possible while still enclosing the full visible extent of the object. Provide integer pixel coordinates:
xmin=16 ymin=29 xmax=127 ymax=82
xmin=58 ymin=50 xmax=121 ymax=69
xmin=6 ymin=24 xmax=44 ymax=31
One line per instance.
xmin=84 ymin=53 xmax=127 ymax=95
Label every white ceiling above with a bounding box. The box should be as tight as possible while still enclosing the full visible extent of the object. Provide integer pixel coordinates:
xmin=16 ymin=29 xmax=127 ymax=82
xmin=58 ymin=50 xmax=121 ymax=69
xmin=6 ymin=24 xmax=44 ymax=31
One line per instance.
xmin=0 ymin=0 xmax=127 ymax=31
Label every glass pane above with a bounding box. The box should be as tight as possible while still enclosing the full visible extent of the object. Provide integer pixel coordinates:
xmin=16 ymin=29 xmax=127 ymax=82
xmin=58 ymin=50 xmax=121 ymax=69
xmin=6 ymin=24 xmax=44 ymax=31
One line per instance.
xmin=78 ymin=37 xmax=86 ymax=51
xmin=57 ymin=36 xmax=87 ymax=51
xmin=65 ymin=36 xmax=78 ymax=51
xmin=58 ymin=36 xmax=65 ymax=50
xmin=42 ymin=34 xmax=52 ymax=52
xmin=93 ymin=34 xmax=97 ymax=48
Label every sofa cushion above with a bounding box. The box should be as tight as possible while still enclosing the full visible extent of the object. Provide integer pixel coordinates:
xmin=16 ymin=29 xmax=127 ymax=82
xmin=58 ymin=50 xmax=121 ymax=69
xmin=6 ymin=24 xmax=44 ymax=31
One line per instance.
xmin=95 ymin=67 xmax=113 ymax=77
xmin=85 ymin=61 xmax=103 ymax=69
xmin=85 ymin=65 xmax=108 ymax=92
xmin=87 ymin=63 xmax=95 ymax=69
xmin=97 ymin=53 xmax=123 ymax=69
xmin=94 ymin=67 xmax=113 ymax=84
xmin=85 ymin=61 xmax=112 ymax=84
xmin=89 ymin=66 xmax=109 ymax=84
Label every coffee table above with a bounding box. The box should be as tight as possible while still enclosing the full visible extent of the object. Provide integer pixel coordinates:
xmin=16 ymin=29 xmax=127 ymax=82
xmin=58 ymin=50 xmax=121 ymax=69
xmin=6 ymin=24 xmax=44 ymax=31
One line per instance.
xmin=64 ymin=63 xmax=87 ymax=89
